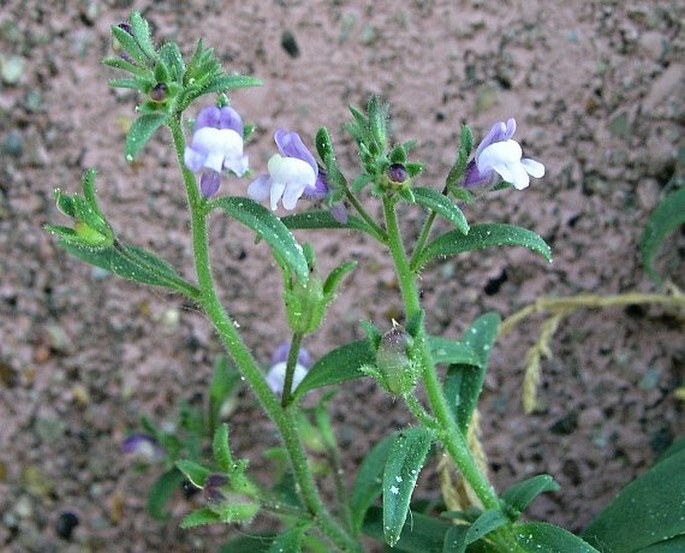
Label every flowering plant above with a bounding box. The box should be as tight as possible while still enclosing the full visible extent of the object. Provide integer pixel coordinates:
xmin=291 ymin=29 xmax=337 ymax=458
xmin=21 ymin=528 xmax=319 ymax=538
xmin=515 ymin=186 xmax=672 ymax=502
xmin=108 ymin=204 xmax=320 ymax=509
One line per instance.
xmin=45 ymin=12 xmax=684 ymax=553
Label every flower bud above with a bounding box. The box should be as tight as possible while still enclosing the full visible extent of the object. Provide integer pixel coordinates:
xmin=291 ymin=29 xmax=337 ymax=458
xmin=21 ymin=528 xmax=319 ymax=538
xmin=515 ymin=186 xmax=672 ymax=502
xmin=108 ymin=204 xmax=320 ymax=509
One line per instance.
xmin=74 ymin=220 xmax=114 ymax=247
xmin=149 ymin=83 xmax=168 ymax=103
xmin=386 ymin=163 xmax=408 ymax=185
xmin=284 ymin=274 xmax=326 ymax=335
xmin=375 ymin=326 xmax=417 ymax=395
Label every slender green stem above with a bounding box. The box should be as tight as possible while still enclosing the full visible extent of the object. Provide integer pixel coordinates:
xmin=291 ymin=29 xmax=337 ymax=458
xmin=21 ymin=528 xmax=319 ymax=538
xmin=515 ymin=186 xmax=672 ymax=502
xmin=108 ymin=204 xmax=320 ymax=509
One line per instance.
xmin=282 ymin=332 xmax=304 ymax=407
xmin=403 ymin=392 xmax=437 ymax=430
xmin=408 ymin=210 xmax=437 ymax=271
xmin=344 ymin=187 xmax=388 ymax=243
xmin=168 ymin=114 xmax=360 ymax=553
xmin=382 ymin=195 xmax=499 ymax=511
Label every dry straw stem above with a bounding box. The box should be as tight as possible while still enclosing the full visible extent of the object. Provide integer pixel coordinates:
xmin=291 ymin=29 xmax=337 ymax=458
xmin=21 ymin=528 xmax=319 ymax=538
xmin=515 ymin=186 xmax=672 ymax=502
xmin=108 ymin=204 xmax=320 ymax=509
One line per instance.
xmin=500 ymin=286 xmax=685 ymax=413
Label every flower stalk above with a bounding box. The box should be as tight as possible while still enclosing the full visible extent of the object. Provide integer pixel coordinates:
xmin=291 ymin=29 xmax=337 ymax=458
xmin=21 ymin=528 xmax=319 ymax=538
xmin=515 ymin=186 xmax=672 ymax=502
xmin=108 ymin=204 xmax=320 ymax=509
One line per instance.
xmin=169 ymin=114 xmax=360 ymax=553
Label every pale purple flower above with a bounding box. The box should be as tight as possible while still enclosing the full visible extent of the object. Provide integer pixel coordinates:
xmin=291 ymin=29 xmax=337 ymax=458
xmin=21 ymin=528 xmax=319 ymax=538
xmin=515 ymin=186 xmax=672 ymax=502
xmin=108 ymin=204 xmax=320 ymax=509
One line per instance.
xmin=265 ymin=341 xmax=313 ymax=395
xmin=248 ymin=130 xmax=346 ymax=221
xmin=184 ymin=106 xmax=249 ymax=197
xmin=121 ymin=434 xmax=164 ymax=462
xmin=463 ymin=118 xmax=545 ymax=190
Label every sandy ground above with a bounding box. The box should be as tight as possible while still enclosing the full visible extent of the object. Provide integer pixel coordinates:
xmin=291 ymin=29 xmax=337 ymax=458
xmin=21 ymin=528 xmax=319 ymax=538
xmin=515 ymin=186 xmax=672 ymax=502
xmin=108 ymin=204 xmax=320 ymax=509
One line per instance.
xmin=0 ymin=0 xmax=683 ymax=551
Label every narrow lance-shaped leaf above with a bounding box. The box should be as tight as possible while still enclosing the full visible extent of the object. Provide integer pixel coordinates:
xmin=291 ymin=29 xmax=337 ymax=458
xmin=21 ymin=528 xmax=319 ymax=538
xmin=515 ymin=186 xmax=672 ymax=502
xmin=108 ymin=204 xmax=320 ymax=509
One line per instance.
xmin=383 ymin=427 xmax=433 ymax=547
xmin=176 ymin=459 xmax=212 ymax=488
xmin=413 ymin=187 xmax=469 ymax=235
xmin=293 ymin=340 xmax=375 ymax=400
xmin=58 ymin=241 xmax=197 ymax=297
xmin=582 ymin=449 xmax=685 ymax=552
xmin=640 ymin=186 xmax=685 ymax=283
xmin=267 ymin=526 xmax=308 ymax=553
xmin=363 ymin=506 xmax=454 ymax=553
xmin=516 ymin=522 xmax=599 ymax=552
xmin=125 ymin=113 xmax=167 ymax=160
xmin=147 ymin=468 xmax=184 ymax=521
xmin=428 ymin=336 xmax=480 ymax=367
xmin=349 ymin=434 xmax=395 ymax=533
xmin=501 ymin=474 xmax=560 ymax=520
xmin=443 ymin=313 xmax=500 ymax=433
xmin=213 ymin=424 xmax=233 ymax=473
xmin=212 ymin=197 xmax=309 ymax=284
xmin=281 ymin=210 xmax=382 ymax=241
xmin=412 ymin=223 xmax=552 ymax=271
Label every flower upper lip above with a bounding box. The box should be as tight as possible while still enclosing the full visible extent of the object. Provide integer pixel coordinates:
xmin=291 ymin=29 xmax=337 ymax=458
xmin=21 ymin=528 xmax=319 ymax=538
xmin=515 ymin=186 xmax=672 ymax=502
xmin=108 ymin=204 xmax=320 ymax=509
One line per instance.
xmin=464 ymin=118 xmax=545 ymax=190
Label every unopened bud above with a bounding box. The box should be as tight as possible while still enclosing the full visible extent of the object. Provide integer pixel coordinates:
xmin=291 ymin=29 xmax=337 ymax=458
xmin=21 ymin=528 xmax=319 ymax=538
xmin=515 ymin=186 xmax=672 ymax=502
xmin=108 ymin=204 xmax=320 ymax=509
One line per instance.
xmin=376 ymin=326 xmax=416 ymax=395
xmin=150 ymin=83 xmax=168 ymax=102
xmin=387 ymin=163 xmax=408 ymax=185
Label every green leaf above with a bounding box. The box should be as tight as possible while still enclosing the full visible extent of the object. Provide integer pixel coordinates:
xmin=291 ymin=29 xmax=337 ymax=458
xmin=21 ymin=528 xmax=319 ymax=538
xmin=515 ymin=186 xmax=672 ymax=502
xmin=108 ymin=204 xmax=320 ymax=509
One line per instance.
xmin=267 ymin=526 xmax=307 ymax=553
xmin=656 ymin=435 xmax=685 ymax=464
xmin=413 ymin=187 xmax=469 ymax=235
xmin=582 ymin=449 xmax=685 ymax=552
xmin=350 ymin=434 xmax=395 ymax=533
xmin=158 ymin=42 xmax=185 ymax=81
xmin=428 ymin=336 xmax=480 ymax=367
xmin=293 ymin=340 xmax=375 ymax=400
xmin=516 ymin=522 xmax=599 ymax=552
xmin=58 ymin=241 xmax=196 ymax=297
xmin=219 ymin=535 xmax=277 ymax=553
xmin=443 ymin=313 xmax=500 ymax=433
xmin=446 ymin=125 xmax=474 ymax=189
xmin=363 ymin=506 xmax=453 ymax=553
xmin=125 ymin=113 xmax=167 ymax=160
xmin=147 ymin=468 xmax=184 ymax=521
xmin=208 ymin=356 xmax=241 ymax=434
xmin=383 ymin=427 xmax=434 ymax=546
xmin=111 ymin=24 xmax=149 ymax=67
xmin=180 ymin=507 xmax=222 ymax=528
xmin=213 ymin=424 xmax=233 ymax=473
xmin=413 ymin=224 xmax=552 ymax=271
xmin=316 ymin=126 xmax=335 ymax=161
xmin=465 ymin=509 xmax=509 ymax=544
xmin=501 ymin=474 xmax=560 ymax=520
xmin=323 ymin=261 xmax=357 ymax=296
xmin=637 ymin=535 xmax=685 ymax=552
xmin=129 ymin=11 xmax=156 ymax=59
xmin=640 ymin=186 xmax=685 ymax=282
xmin=442 ymin=525 xmax=468 ymax=553
xmin=212 ymin=197 xmax=309 ymax=284
xmin=281 ymin=210 xmax=381 ymax=240
xmin=175 ymin=459 xmax=212 ymax=488
xmin=102 ymin=56 xmax=150 ymax=78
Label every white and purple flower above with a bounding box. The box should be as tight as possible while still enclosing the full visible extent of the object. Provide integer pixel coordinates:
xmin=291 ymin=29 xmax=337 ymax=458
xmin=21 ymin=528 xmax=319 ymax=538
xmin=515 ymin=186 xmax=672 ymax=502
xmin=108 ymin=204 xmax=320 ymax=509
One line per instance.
xmin=184 ymin=106 xmax=249 ymax=197
xmin=463 ymin=118 xmax=545 ymax=190
xmin=121 ymin=434 xmax=164 ymax=463
xmin=248 ymin=129 xmax=346 ymax=221
xmin=265 ymin=341 xmax=313 ymax=395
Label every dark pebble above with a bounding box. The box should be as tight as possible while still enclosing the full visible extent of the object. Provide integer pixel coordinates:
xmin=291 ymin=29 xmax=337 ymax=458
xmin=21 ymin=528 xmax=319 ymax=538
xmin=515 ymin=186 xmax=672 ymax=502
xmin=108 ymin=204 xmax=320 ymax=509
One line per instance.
xmin=55 ymin=511 xmax=79 ymax=540
xmin=281 ymin=30 xmax=300 ymax=58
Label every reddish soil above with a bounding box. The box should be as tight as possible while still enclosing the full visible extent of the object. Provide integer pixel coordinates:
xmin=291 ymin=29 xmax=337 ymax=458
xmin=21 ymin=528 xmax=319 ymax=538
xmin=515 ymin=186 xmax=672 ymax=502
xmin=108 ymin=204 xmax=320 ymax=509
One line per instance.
xmin=0 ymin=0 xmax=683 ymax=551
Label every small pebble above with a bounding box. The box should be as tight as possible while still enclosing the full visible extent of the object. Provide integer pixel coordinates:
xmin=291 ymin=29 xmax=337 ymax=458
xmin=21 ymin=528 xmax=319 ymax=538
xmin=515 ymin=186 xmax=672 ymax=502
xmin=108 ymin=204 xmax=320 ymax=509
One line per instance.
xmin=0 ymin=54 xmax=24 ymax=85
xmin=55 ymin=511 xmax=79 ymax=540
xmin=280 ymin=30 xmax=299 ymax=58
xmin=1 ymin=131 xmax=22 ymax=158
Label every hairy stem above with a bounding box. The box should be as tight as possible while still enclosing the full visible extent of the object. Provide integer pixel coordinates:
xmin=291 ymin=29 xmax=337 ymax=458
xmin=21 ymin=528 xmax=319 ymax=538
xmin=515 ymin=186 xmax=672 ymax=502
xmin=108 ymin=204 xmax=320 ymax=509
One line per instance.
xmin=282 ymin=332 xmax=304 ymax=407
xmin=168 ymin=114 xmax=360 ymax=553
xmin=382 ymin=195 xmax=499 ymax=511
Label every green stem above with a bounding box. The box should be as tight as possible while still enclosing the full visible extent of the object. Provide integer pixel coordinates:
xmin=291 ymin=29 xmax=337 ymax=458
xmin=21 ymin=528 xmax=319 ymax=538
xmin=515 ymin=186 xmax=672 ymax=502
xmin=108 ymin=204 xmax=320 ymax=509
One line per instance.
xmin=344 ymin=187 xmax=388 ymax=243
xmin=382 ymin=195 xmax=499 ymax=511
xmin=408 ymin=210 xmax=437 ymax=271
xmin=282 ymin=332 xmax=304 ymax=407
xmin=168 ymin=114 xmax=360 ymax=553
